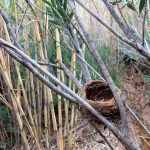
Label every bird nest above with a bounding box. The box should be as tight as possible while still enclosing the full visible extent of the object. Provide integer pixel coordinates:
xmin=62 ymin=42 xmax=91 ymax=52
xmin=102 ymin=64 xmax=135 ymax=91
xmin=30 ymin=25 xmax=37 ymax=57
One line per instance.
xmin=79 ymin=80 xmax=121 ymax=127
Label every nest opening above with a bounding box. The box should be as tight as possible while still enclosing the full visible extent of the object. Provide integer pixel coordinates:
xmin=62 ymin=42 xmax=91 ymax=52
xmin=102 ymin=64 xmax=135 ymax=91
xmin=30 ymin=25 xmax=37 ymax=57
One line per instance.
xmin=85 ymin=80 xmax=113 ymax=101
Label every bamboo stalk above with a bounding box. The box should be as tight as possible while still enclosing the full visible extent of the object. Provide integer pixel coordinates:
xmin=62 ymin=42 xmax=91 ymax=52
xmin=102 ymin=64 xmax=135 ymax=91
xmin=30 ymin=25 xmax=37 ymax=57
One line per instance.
xmin=56 ymin=28 xmax=63 ymax=150
xmin=0 ymin=49 xmax=30 ymax=149
xmin=68 ymin=49 xmax=77 ymax=150
xmin=2 ymin=5 xmax=41 ymax=148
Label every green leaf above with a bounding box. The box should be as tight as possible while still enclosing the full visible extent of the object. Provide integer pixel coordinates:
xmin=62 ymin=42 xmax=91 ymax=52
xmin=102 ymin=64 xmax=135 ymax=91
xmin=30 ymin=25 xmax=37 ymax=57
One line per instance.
xmin=60 ymin=0 xmax=64 ymax=5
xmin=69 ymin=11 xmax=74 ymax=20
xmin=127 ymin=2 xmax=136 ymax=11
xmin=51 ymin=7 xmax=61 ymax=19
xmin=139 ymin=0 xmax=146 ymax=13
xmin=110 ymin=0 xmax=122 ymax=5
xmin=48 ymin=18 xmax=61 ymax=26
xmin=42 ymin=0 xmax=51 ymax=6
xmin=57 ymin=6 xmax=66 ymax=19
xmin=64 ymin=0 xmax=68 ymax=10
xmin=50 ymin=0 xmax=57 ymax=9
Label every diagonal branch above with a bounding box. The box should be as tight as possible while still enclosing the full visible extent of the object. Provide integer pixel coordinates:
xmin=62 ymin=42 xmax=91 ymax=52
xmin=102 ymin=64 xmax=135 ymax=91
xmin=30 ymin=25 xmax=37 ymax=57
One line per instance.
xmin=71 ymin=0 xmax=128 ymax=135
xmin=101 ymin=0 xmax=139 ymax=41
xmin=0 ymin=38 xmax=140 ymax=150
xmin=57 ymin=60 xmax=82 ymax=89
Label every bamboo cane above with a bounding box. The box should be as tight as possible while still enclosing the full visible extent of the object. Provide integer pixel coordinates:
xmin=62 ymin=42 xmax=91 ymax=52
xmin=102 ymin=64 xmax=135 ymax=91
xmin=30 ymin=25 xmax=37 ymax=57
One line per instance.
xmin=56 ymin=28 xmax=64 ymax=150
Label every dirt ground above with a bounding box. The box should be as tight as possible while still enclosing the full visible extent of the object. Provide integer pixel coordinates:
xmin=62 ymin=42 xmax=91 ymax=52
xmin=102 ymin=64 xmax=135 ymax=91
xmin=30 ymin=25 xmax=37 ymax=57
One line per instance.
xmin=75 ymin=124 xmax=124 ymax=150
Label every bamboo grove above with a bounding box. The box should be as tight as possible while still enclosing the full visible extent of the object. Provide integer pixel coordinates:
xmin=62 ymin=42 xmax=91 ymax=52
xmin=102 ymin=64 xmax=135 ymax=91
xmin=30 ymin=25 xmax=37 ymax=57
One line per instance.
xmin=0 ymin=0 xmax=150 ymax=150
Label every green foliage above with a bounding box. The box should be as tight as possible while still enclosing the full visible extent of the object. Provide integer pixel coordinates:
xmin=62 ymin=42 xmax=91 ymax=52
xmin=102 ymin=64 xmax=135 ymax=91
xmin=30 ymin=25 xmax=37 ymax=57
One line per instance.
xmin=127 ymin=2 xmax=136 ymax=10
xmin=139 ymin=0 xmax=146 ymax=13
xmin=110 ymin=0 xmax=136 ymax=11
xmin=43 ymin=0 xmax=74 ymax=28
xmin=0 ymin=105 xmax=8 ymax=120
xmin=110 ymin=0 xmax=150 ymax=13
xmin=20 ymin=65 xmax=26 ymax=83
xmin=0 ymin=1 xmax=4 ymax=8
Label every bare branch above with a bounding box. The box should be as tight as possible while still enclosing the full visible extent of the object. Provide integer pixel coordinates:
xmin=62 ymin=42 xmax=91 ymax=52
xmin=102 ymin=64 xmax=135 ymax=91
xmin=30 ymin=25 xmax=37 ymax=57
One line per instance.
xmin=37 ymin=61 xmax=62 ymax=69
xmin=75 ymin=0 xmax=150 ymax=60
xmin=101 ymin=0 xmax=139 ymax=41
xmin=1 ymin=45 xmax=77 ymax=105
xmin=71 ymin=0 xmax=129 ymax=135
xmin=0 ymin=38 xmax=141 ymax=150
xmin=142 ymin=0 xmax=147 ymax=46
xmin=57 ymin=60 xmax=82 ymax=89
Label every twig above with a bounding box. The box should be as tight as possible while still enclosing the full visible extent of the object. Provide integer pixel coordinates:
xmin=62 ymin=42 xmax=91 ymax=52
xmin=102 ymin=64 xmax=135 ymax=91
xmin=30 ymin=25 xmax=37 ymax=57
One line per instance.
xmin=142 ymin=0 xmax=147 ymax=46
xmin=126 ymin=105 xmax=150 ymax=137
xmin=16 ymin=5 xmax=28 ymax=36
xmin=93 ymin=125 xmax=114 ymax=150
xmin=57 ymin=60 xmax=82 ymax=89
xmin=37 ymin=61 xmax=62 ymax=69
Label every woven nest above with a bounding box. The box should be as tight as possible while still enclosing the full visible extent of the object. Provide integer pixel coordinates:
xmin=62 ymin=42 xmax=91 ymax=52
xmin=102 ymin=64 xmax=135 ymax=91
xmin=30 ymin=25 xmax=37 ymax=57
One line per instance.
xmin=80 ymin=80 xmax=121 ymax=127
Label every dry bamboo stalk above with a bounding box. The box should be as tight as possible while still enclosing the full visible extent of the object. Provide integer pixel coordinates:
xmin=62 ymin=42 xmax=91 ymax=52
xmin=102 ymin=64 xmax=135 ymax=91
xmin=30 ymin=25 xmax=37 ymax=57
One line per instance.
xmin=21 ymin=6 xmax=38 ymax=130
xmin=67 ymin=49 xmax=77 ymax=150
xmin=2 ymin=15 xmax=11 ymax=78
xmin=36 ymin=79 xmax=42 ymax=134
xmin=0 ymin=52 xmax=42 ymax=149
xmin=39 ymin=1 xmax=50 ymax=147
xmin=20 ymin=1 xmax=39 ymax=138
xmin=44 ymin=12 xmax=52 ymax=147
xmin=2 ymin=3 xmax=41 ymax=148
xmin=0 ymin=49 xmax=30 ymax=149
xmin=71 ymin=44 xmax=85 ymax=149
xmin=0 ymin=94 xmax=13 ymax=110
xmin=15 ymin=63 xmax=41 ymax=147
xmin=33 ymin=30 xmax=42 ymax=138
xmin=59 ymin=50 xmax=69 ymax=149
xmin=56 ymin=28 xmax=63 ymax=150
xmin=61 ymin=69 xmax=69 ymax=139
xmin=31 ymin=1 xmax=45 ymax=146
xmin=16 ymin=3 xmax=40 ymax=145
xmin=31 ymin=0 xmax=51 ymax=147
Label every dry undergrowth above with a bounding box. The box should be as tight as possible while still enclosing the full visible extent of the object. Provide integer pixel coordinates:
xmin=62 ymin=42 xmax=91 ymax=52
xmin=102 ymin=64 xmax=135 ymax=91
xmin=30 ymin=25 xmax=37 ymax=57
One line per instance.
xmin=121 ymin=66 xmax=150 ymax=150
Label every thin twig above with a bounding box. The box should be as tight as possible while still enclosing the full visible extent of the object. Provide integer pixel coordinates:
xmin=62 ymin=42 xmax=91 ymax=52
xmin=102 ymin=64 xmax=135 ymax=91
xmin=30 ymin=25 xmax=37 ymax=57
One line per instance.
xmin=93 ymin=125 xmax=114 ymax=150
xmin=142 ymin=0 xmax=147 ymax=46
xmin=57 ymin=60 xmax=82 ymax=89
xmin=16 ymin=5 xmax=28 ymax=36
xmin=126 ymin=105 xmax=150 ymax=137
xmin=37 ymin=61 xmax=62 ymax=69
